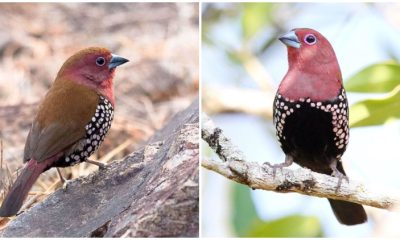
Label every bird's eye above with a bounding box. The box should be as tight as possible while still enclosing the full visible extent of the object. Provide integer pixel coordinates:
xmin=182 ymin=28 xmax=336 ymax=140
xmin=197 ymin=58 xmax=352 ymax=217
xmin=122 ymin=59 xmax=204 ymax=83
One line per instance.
xmin=96 ymin=57 xmax=105 ymax=66
xmin=304 ymin=34 xmax=317 ymax=45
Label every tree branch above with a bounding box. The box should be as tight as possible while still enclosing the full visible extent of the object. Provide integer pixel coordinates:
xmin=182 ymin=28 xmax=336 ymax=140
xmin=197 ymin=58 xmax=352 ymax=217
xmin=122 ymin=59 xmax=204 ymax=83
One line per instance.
xmin=201 ymin=113 xmax=400 ymax=210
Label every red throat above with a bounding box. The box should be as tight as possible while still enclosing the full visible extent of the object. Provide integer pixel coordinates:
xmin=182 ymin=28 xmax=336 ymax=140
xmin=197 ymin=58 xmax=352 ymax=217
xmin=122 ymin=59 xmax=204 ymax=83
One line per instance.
xmin=279 ymin=68 xmax=342 ymax=101
xmin=279 ymin=28 xmax=343 ymax=101
xmin=99 ymin=76 xmax=115 ymax=106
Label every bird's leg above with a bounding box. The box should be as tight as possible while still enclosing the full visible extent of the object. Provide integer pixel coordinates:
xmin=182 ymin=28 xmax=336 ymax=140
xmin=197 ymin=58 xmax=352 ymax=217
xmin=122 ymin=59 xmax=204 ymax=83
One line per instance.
xmin=329 ymin=159 xmax=349 ymax=193
xmin=56 ymin=168 xmax=71 ymax=190
xmin=263 ymin=155 xmax=294 ymax=177
xmin=86 ymin=159 xmax=106 ymax=169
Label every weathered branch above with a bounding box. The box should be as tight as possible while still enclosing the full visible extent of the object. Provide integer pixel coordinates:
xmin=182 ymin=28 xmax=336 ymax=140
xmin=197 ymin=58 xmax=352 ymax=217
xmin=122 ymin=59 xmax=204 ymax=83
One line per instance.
xmin=201 ymin=112 xmax=400 ymax=210
xmin=1 ymin=99 xmax=199 ymax=238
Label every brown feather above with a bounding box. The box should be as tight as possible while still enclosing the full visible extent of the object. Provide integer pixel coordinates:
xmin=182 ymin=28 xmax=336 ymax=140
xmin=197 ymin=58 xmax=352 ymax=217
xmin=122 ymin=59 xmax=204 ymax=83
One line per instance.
xmin=24 ymin=78 xmax=99 ymax=162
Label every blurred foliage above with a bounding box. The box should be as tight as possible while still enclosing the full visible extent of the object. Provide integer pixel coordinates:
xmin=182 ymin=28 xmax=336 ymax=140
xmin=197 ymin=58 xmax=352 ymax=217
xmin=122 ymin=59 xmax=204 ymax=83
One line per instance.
xmin=247 ymin=215 xmax=322 ymax=237
xmin=346 ymin=62 xmax=400 ymax=128
xmin=232 ymin=183 xmax=259 ymax=236
xmin=202 ymin=3 xmax=240 ymax=45
xmin=203 ymin=3 xmax=400 ymax=130
xmin=345 ymin=62 xmax=400 ymax=93
xmin=202 ymin=3 xmax=284 ymax=67
xmin=241 ymin=3 xmax=275 ymax=40
xmin=349 ymin=85 xmax=400 ymax=128
xmin=232 ymin=183 xmax=323 ymax=237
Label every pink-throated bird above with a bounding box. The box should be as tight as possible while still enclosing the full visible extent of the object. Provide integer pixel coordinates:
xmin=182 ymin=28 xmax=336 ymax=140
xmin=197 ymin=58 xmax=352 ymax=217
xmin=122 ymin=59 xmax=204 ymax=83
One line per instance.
xmin=269 ymin=28 xmax=367 ymax=225
xmin=0 ymin=47 xmax=128 ymax=217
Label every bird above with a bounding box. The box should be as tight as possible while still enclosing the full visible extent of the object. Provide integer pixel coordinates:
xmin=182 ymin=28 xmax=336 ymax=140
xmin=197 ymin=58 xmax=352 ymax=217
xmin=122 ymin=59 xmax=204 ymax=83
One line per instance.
xmin=0 ymin=47 xmax=128 ymax=217
xmin=269 ymin=28 xmax=367 ymax=225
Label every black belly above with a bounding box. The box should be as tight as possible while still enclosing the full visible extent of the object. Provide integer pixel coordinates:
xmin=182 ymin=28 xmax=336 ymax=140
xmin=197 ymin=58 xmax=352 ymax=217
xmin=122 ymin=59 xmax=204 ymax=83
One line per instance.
xmin=275 ymin=101 xmax=344 ymax=174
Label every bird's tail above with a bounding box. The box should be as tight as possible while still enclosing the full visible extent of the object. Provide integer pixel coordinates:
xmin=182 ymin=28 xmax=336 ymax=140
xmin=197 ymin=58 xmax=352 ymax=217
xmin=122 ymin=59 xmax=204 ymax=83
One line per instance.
xmin=0 ymin=159 xmax=48 ymax=217
xmin=324 ymin=160 xmax=367 ymax=225
xmin=328 ymin=199 xmax=367 ymax=225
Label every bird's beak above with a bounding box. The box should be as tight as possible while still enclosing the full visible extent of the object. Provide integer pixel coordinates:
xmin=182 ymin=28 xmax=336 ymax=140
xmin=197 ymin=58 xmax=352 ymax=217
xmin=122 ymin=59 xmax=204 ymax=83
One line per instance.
xmin=109 ymin=54 xmax=129 ymax=70
xmin=279 ymin=30 xmax=300 ymax=49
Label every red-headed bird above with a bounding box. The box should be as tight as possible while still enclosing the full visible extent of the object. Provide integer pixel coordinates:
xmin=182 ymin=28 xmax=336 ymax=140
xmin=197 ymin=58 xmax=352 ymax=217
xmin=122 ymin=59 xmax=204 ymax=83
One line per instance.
xmin=0 ymin=47 xmax=128 ymax=217
xmin=270 ymin=28 xmax=367 ymax=225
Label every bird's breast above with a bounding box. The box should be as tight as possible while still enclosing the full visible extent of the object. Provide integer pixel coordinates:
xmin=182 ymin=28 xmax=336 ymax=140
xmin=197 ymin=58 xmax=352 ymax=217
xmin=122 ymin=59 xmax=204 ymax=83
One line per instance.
xmin=279 ymin=70 xmax=342 ymax=101
xmin=273 ymin=88 xmax=349 ymax=165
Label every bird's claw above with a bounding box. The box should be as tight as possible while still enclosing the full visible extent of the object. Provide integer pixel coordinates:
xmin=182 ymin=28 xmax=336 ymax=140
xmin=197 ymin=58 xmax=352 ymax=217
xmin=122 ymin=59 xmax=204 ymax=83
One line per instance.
xmin=331 ymin=170 xmax=349 ymax=193
xmin=98 ymin=163 xmax=107 ymax=170
xmin=62 ymin=179 xmax=72 ymax=191
xmin=263 ymin=162 xmax=284 ymax=178
xmin=263 ymin=156 xmax=294 ymax=178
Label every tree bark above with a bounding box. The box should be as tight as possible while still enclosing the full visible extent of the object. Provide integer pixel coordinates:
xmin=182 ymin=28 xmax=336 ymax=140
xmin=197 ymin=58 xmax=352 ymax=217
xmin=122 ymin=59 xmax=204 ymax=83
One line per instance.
xmin=1 ymin=98 xmax=199 ymax=237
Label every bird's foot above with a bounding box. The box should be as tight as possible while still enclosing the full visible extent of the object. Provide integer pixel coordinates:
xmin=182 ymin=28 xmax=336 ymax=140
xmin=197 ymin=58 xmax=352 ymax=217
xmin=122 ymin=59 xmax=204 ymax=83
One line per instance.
xmin=57 ymin=168 xmax=71 ymax=192
xmin=56 ymin=168 xmax=70 ymax=191
xmin=86 ymin=159 xmax=107 ymax=170
xmin=329 ymin=159 xmax=349 ymax=193
xmin=263 ymin=155 xmax=294 ymax=178
xmin=263 ymin=162 xmax=285 ymax=177
xmin=331 ymin=169 xmax=349 ymax=193
xmin=62 ymin=179 xmax=72 ymax=191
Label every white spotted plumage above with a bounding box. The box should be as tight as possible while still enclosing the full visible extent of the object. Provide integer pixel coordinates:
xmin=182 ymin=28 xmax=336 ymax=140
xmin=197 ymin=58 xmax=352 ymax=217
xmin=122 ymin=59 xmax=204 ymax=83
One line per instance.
xmin=273 ymin=88 xmax=348 ymax=159
xmin=59 ymin=96 xmax=114 ymax=166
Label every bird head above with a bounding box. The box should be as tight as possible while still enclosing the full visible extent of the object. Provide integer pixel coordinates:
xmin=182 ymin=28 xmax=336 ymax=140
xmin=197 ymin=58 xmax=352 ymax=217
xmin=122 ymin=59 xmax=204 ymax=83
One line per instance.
xmin=279 ymin=28 xmax=339 ymax=72
xmin=56 ymin=47 xmax=129 ymax=105
xmin=278 ymin=28 xmax=343 ymax=101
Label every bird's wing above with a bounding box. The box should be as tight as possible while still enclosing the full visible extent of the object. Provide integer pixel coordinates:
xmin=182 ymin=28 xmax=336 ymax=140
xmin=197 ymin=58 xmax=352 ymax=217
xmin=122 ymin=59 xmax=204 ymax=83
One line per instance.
xmin=24 ymin=80 xmax=100 ymax=162
xmin=24 ymin=121 xmax=86 ymax=162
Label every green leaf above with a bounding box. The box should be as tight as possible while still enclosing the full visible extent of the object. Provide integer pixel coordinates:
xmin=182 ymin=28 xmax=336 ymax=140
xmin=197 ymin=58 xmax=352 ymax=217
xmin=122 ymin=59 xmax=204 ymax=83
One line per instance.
xmin=231 ymin=183 xmax=259 ymax=236
xmin=350 ymin=85 xmax=400 ymax=127
xmin=247 ymin=215 xmax=323 ymax=237
xmin=241 ymin=3 xmax=274 ymax=40
xmin=231 ymin=183 xmax=323 ymax=237
xmin=231 ymin=183 xmax=261 ymax=237
xmin=345 ymin=62 xmax=400 ymax=93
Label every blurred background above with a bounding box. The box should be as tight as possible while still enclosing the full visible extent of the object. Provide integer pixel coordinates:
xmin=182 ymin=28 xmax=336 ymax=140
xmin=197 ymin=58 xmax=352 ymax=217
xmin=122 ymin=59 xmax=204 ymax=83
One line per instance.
xmin=0 ymin=2 xmax=198 ymax=228
xmin=202 ymin=2 xmax=400 ymax=237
